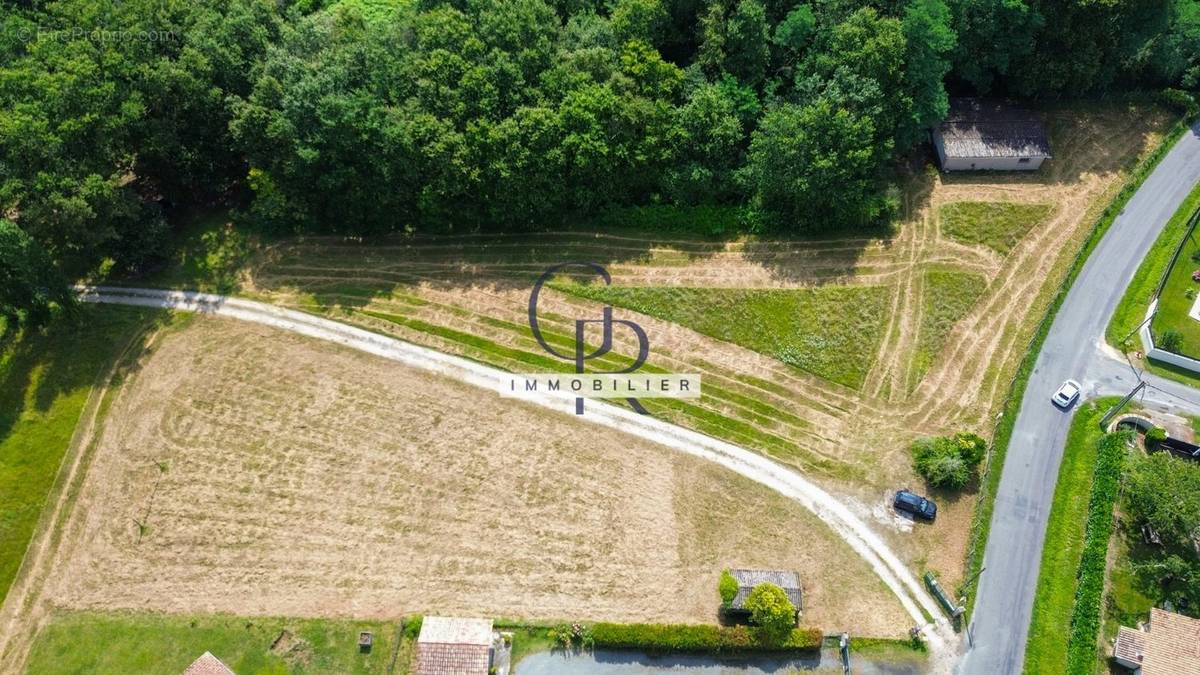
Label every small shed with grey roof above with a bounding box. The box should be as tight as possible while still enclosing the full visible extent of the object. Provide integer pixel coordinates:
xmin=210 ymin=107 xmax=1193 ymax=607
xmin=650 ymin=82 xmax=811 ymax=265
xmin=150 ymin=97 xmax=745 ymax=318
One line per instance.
xmin=932 ymin=98 xmax=1051 ymax=171
xmin=725 ymin=568 xmax=803 ymax=621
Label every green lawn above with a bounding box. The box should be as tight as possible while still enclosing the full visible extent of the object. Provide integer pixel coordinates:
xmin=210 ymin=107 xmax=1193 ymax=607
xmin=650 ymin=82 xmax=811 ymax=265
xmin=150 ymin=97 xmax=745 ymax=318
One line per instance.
xmin=1148 ymin=230 xmax=1200 ymax=358
xmin=25 ymin=611 xmax=404 ymax=674
xmin=549 ymin=283 xmax=891 ymax=389
xmin=911 ymin=269 xmax=988 ymax=387
xmin=1102 ymin=529 xmax=1157 ymax=647
xmin=1023 ymin=398 xmax=1117 ymax=675
xmin=939 ymin=201 xmax=1056 ymax=255
xmin=0 ymin=306 xmax=154 ymax=605
xmin=1107 ymin=183 xmax=1200 ymax=348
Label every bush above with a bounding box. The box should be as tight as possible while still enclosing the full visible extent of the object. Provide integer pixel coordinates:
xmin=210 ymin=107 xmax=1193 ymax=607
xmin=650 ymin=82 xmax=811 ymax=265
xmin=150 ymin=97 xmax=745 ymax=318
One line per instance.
xmin=1064 ymin=432 xmax=1126 ymax=673
xmin=744 ymin=583 xmax=796 ymax=642
xmin=590 ymin=622 xmax=822 ymax=653
xmin=912 ymin=432 xmax=988 ymax=490
xmin=1157 ymin=88 xmax=1199 ymax=115
xmin=1145 ymin=426 xmax=1167 ymax=445
xmin=718 ymin=569 xmax=738 ymax=608
xmin=1159 ymin=330 xmax=1184 ymax=353
xmin=403 ymin=615 xmax=423 ymax=639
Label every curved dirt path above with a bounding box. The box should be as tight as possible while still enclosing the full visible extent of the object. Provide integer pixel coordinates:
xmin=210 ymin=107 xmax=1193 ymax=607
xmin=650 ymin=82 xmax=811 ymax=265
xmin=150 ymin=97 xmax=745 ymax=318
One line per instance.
xmin=78 ymin=285 xmax=954 ymax=659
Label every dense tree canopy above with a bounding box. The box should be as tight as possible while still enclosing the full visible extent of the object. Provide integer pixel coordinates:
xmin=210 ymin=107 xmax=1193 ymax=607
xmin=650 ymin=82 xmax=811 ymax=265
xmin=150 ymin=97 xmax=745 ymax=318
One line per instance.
xmin=2 ymin=0 xmax=1200 ymax=320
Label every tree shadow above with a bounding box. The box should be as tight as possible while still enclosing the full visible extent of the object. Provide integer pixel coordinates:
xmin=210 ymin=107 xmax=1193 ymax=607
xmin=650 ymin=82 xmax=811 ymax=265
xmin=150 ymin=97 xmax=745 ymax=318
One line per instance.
xmin=0 ymin=305 xmax=169 ymax=444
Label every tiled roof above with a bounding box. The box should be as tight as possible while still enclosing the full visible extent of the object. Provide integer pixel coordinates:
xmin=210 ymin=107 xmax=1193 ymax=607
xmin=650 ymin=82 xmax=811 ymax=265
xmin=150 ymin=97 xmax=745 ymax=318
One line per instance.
xmin=416 ymin=617 xmax=493 ymax=675
xmin=935 ymin=98 xmax=1051 ymax=159
xmin=1114 ymin=626 xmax=1146 ymax=666
xmin=182 ymin=652 xmax=236 ymax=675
xmin=418 ymin=616 xmax=493 ymax=646
xmin=1143 ymin=607 xmax=1200 ymax=674
xmin=729 ymin=569 xmax=803 ymax=611
xmin=416 ymin=642 xmax=490 ymax=675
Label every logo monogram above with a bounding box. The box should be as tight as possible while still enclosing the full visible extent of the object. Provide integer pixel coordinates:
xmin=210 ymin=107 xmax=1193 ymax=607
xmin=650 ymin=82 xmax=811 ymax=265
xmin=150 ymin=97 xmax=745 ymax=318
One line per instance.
xmin=528 ymin=262 xmax=651 ymax=415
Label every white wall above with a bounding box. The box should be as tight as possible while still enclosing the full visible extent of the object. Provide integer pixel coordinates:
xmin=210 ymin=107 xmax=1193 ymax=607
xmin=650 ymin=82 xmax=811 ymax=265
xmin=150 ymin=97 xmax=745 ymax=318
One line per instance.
xmin=941 ymin=155 xmax=1046 ymax=171
xmin=1140 ymin=298 xmax=1200 ymax=373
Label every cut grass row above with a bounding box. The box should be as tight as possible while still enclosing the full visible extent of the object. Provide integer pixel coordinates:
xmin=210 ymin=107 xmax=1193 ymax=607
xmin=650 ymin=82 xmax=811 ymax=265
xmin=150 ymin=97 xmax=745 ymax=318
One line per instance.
xmin=0 ymin=306 xmax=155 ymax=605
xmin=910 ymin=269 xmax=989 ymax=389
xmin=356 ymin=307 xmax=854 ymax=477
xmin=549 ymin=282 xmax=892 ymax=390
xmin=939 ymin=201 xmax=1057 ymax=255
xmin=1023 ymin=398 xmax=1117 ymax=675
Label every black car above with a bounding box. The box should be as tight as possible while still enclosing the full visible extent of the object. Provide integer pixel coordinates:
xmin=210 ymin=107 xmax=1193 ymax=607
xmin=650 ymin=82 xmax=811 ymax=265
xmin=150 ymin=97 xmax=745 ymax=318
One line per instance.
xmin=894 ymin=490 xmax=937 ymax=521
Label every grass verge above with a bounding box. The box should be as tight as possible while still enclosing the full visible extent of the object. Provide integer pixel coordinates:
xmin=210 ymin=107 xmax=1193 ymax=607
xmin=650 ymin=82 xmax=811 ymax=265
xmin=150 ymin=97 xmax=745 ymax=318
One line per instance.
xmin=959 ymin=110 xmax=1193 ymax=619
xmin=1063 ymin=431 xmax=1126 ymax=673
xmin=1023 ymin=398 xmax=1116 ymax=674
xmin=1106 ymin=182 xmax=1200 ymax=347
xmin=0 ymin=306 xmax=154 ymax=605
xmin=939 ymin=201 xmax=1057 ymax=255
xmin=24 ymin=610 xmax=402 ymax=674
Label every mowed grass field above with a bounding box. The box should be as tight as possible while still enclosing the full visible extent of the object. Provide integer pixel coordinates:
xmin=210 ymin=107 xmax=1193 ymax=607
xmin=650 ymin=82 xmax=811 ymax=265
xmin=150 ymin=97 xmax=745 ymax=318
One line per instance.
xmin=552 ymin=282 xmax=892 ymax=389
xmin=939 ymin=201 xmax=1057 ymax=255
xmin=224 ymin=101 xmax=1171 ymax=590
xmin=25 ymin=611 xmax=404 ymax=675
xmin=0 ymin=306 xmax=154 ymax=604
xmin=24 ymin=316 xmax=910 ymax=659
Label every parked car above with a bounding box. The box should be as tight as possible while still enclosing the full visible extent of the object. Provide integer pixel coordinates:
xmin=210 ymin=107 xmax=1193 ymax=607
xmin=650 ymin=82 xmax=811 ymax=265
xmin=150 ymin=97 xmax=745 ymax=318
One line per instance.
xmin=894 ymin=490 xmax=937 ymax=521
xmin=1051 ymin=379 xmax=1082 ymax=408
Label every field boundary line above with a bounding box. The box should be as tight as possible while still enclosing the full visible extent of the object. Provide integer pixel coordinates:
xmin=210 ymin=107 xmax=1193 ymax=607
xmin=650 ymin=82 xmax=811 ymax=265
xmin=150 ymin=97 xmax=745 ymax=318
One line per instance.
xmin=0 ymin=317 xmax=163 ymax=673
xmin=79 ymin=285 xmax=954 ymax=659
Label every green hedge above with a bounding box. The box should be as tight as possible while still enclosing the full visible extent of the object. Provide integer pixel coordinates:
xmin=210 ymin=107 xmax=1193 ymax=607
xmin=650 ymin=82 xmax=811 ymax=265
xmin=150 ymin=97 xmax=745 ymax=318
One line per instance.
xmin=590 ymin=623 xmax=822 ymax=653
xmin=1064 ymin=432 xmax=1127 ymax=673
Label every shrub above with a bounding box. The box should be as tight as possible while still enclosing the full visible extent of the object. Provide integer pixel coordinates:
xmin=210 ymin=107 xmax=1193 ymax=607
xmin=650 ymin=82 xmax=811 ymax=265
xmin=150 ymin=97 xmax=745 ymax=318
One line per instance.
xmin=1125 ymin=451 xmax=1200 ymax=550
xmin=912 ymin=432 xmax=988 ymax=490
xmin=1064 ymin=432 xmax=1126 ymax=673
xmin=1145 ymin=426 xmax=1167 ymax=445
xmin=403 ymin=615 xmax=423 ymax=639
xmin=1159 ymin=330 xmax=1184 ymax=353
xmin=589 ymin=622 xmax=821 ymax=653
xmin=548 ymin=623 xmax=593 ymax=649
xmin=1157 ymin=88 xmax=1199 ymax=115
xmin=718 ymin=569 xmax=738 ymax=608
xmin=744 ymin=583 xmax=796 ymax=642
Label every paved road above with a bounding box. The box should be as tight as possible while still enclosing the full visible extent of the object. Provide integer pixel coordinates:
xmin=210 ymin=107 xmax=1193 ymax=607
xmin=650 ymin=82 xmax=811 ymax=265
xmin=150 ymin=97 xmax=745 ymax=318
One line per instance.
xmin=960 ymin=120 xmax=1200 ymax=674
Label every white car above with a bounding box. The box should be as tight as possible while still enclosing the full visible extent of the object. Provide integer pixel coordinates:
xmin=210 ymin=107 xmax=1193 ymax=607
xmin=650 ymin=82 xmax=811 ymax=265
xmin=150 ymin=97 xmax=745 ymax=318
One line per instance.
xmin=1052 ymin=379 xmax=1082 ymax=408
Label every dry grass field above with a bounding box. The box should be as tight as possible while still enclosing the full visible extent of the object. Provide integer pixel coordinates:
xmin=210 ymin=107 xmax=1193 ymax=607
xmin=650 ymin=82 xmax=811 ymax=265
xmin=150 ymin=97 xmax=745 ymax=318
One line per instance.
xmin=236 ymin=102 xmax=1172 ymax=587
xmin=36 ymin=317 xmax=911 ymax=643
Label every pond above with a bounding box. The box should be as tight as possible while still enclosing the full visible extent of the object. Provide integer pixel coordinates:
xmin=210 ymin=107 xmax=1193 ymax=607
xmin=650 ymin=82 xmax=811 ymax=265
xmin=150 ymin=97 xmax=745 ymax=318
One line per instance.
xmin=514 ymin=647 xmax=925 ymax=674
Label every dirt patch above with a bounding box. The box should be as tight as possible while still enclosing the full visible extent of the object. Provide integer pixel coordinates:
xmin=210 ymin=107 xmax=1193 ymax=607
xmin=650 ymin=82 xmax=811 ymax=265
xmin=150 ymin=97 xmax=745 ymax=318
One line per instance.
xmin=40 ymin=317 xmax=910 ymax=636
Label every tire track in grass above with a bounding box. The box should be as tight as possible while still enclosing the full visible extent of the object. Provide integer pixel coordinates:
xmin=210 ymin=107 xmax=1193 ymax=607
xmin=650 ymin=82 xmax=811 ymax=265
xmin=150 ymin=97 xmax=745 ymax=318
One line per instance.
xmin=80 ymin=286 xmax=955 ymax=661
